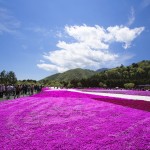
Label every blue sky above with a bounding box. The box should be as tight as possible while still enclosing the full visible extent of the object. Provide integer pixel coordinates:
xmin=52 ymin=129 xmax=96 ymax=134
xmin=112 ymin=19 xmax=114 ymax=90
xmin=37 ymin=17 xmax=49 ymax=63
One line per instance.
xmin=0 ymin=0 xmax=150 ymax=80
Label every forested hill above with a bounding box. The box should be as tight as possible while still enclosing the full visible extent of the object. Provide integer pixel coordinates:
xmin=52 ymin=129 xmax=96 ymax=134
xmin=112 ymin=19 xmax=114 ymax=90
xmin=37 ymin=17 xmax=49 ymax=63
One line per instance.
xmin=41 ymin=68 xmax=96 ymax=82
xmin=43 ymin=73 xmax=61 ymax=81
xmin=96 ymin=60 xmax=150 ymax=78
xmin=40 ymin=60 xmax=150 ymax=88
xmin=88 ymin=60 xmax=150 ymax=87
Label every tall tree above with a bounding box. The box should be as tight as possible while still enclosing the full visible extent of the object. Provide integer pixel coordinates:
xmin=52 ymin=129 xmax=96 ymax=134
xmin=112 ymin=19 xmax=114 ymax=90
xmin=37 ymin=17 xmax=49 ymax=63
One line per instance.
xmin=7 ymin=71 xmax=17 ymax=84
xmin=0 ymin=70 xmax=6 ymax=84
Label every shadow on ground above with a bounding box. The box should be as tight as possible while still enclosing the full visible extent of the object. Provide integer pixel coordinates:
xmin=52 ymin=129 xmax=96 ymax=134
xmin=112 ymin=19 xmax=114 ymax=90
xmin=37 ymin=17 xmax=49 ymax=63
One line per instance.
xmin=94 ymin=97 xmax=150 ymax=112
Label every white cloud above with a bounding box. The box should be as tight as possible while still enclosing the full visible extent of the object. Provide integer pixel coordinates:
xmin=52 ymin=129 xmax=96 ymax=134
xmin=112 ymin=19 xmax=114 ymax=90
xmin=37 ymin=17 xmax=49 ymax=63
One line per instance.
xmin=37 ymin=24 xmax=144 ymax=73
xmin=127 ymin=7 xmax=135 ymax=26
xmin=107 ymin=25 xmax=144 ymax=49
xmin=0 ymin=7 xmax=20 ymax=34
xmin=37 ymin=63 xmax=68 ymax=72
xmin=65 ymin=25 xmax=109 ymax=49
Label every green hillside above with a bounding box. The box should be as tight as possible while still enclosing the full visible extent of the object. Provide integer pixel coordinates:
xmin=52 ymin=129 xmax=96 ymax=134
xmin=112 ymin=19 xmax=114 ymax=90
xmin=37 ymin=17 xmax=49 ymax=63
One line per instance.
xmin=41 ymin=68 xmax=96 ymax=82
xmin=40 ymin=60 xmax=150 ymax=88
xmin=43 ymin=73 xmax=61 ymax=81
xmin=88 ymin=60 xmax=150 ymax=88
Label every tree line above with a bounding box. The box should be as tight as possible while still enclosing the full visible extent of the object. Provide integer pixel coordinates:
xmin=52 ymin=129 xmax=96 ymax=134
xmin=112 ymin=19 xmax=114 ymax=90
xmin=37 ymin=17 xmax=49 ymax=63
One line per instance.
xmin=40 ymin=60 xmax=150 ymax=89
xmin=0 ymin=70 xmax=37 ymax=85
xmin=1 ymin=60 xmax=150 ymax=89
xmin=0 ymin=70 xmax=17 ymax=85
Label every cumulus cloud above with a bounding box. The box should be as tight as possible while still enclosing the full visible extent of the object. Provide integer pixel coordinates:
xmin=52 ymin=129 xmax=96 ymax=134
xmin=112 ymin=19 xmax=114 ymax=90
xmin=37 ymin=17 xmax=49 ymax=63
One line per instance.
xmin=65 ymin=25 xmax=109 ymax=50
xmin=37 ymin=24 xmax=144 ymax=73
xmin=0 ymin=7 xmax=20 ymax=34
xmin=107 ymin=25 xmax=144 ymax=49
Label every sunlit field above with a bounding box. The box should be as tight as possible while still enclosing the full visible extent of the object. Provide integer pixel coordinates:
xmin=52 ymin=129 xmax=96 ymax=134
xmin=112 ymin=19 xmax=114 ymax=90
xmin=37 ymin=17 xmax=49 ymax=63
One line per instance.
xmin=0 ymin=88 xmax=150 ymax=150
xmin=80 ymin=88 xmax=150 ymax=96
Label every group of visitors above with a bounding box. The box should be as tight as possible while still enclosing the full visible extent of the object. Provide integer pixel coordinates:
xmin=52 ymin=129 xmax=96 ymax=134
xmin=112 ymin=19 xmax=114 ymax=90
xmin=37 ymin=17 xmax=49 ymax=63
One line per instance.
xmin=0 ymin=84 xmax=43 ymax=99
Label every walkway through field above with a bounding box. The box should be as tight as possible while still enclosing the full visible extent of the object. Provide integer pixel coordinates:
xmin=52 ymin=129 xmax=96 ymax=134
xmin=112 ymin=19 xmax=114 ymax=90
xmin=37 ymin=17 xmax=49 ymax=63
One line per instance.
xmin=68 ymin=89 xmax=150 ymax=101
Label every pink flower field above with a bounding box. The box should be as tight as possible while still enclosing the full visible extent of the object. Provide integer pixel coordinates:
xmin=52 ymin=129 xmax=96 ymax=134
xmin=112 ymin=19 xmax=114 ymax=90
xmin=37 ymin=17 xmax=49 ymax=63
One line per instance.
xmin=0 ymin=89 xmax=150 ymax=150
xmin=80 ymin=88 xmax=150 ymax=96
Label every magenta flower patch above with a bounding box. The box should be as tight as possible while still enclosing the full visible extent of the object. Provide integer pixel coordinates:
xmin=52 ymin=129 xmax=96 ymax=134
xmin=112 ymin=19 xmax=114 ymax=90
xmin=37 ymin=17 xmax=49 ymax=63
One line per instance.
xmin=82 ymin=88 xmax=150 ymax=96
xmin=0 ymin=89 xmax=150 ymax=150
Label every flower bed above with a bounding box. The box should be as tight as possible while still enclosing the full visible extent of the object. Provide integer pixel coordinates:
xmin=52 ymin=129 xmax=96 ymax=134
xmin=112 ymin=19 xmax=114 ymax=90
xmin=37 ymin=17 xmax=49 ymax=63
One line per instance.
xmin=0 ymin=89 xmax=150 ymax=149
xmin=81 ymin=88 xmax=150 ymax=96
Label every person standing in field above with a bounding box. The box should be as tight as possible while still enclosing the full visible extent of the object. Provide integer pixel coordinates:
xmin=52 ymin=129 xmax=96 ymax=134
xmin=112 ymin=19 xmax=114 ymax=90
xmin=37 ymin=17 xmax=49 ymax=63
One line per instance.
xmin=6 ymin=85 xmax=12 ymax=99
xmin=14 ymin=85 xmax=21 ymax=99
xmin=1 ymin=84 xmax=5 ymax=98
xmin=31 ymin=84 xmax=34 ymax=95
xmin=0 ymin=84 xmax=2 ymax=98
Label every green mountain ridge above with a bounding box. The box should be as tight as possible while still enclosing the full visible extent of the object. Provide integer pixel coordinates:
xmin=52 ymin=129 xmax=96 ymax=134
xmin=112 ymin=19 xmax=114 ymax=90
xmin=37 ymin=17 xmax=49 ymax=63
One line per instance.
xmin=40 ymin=60 xmax=150 ymax=88
xmin=41 ymin=68 xmax=96 ymax=82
